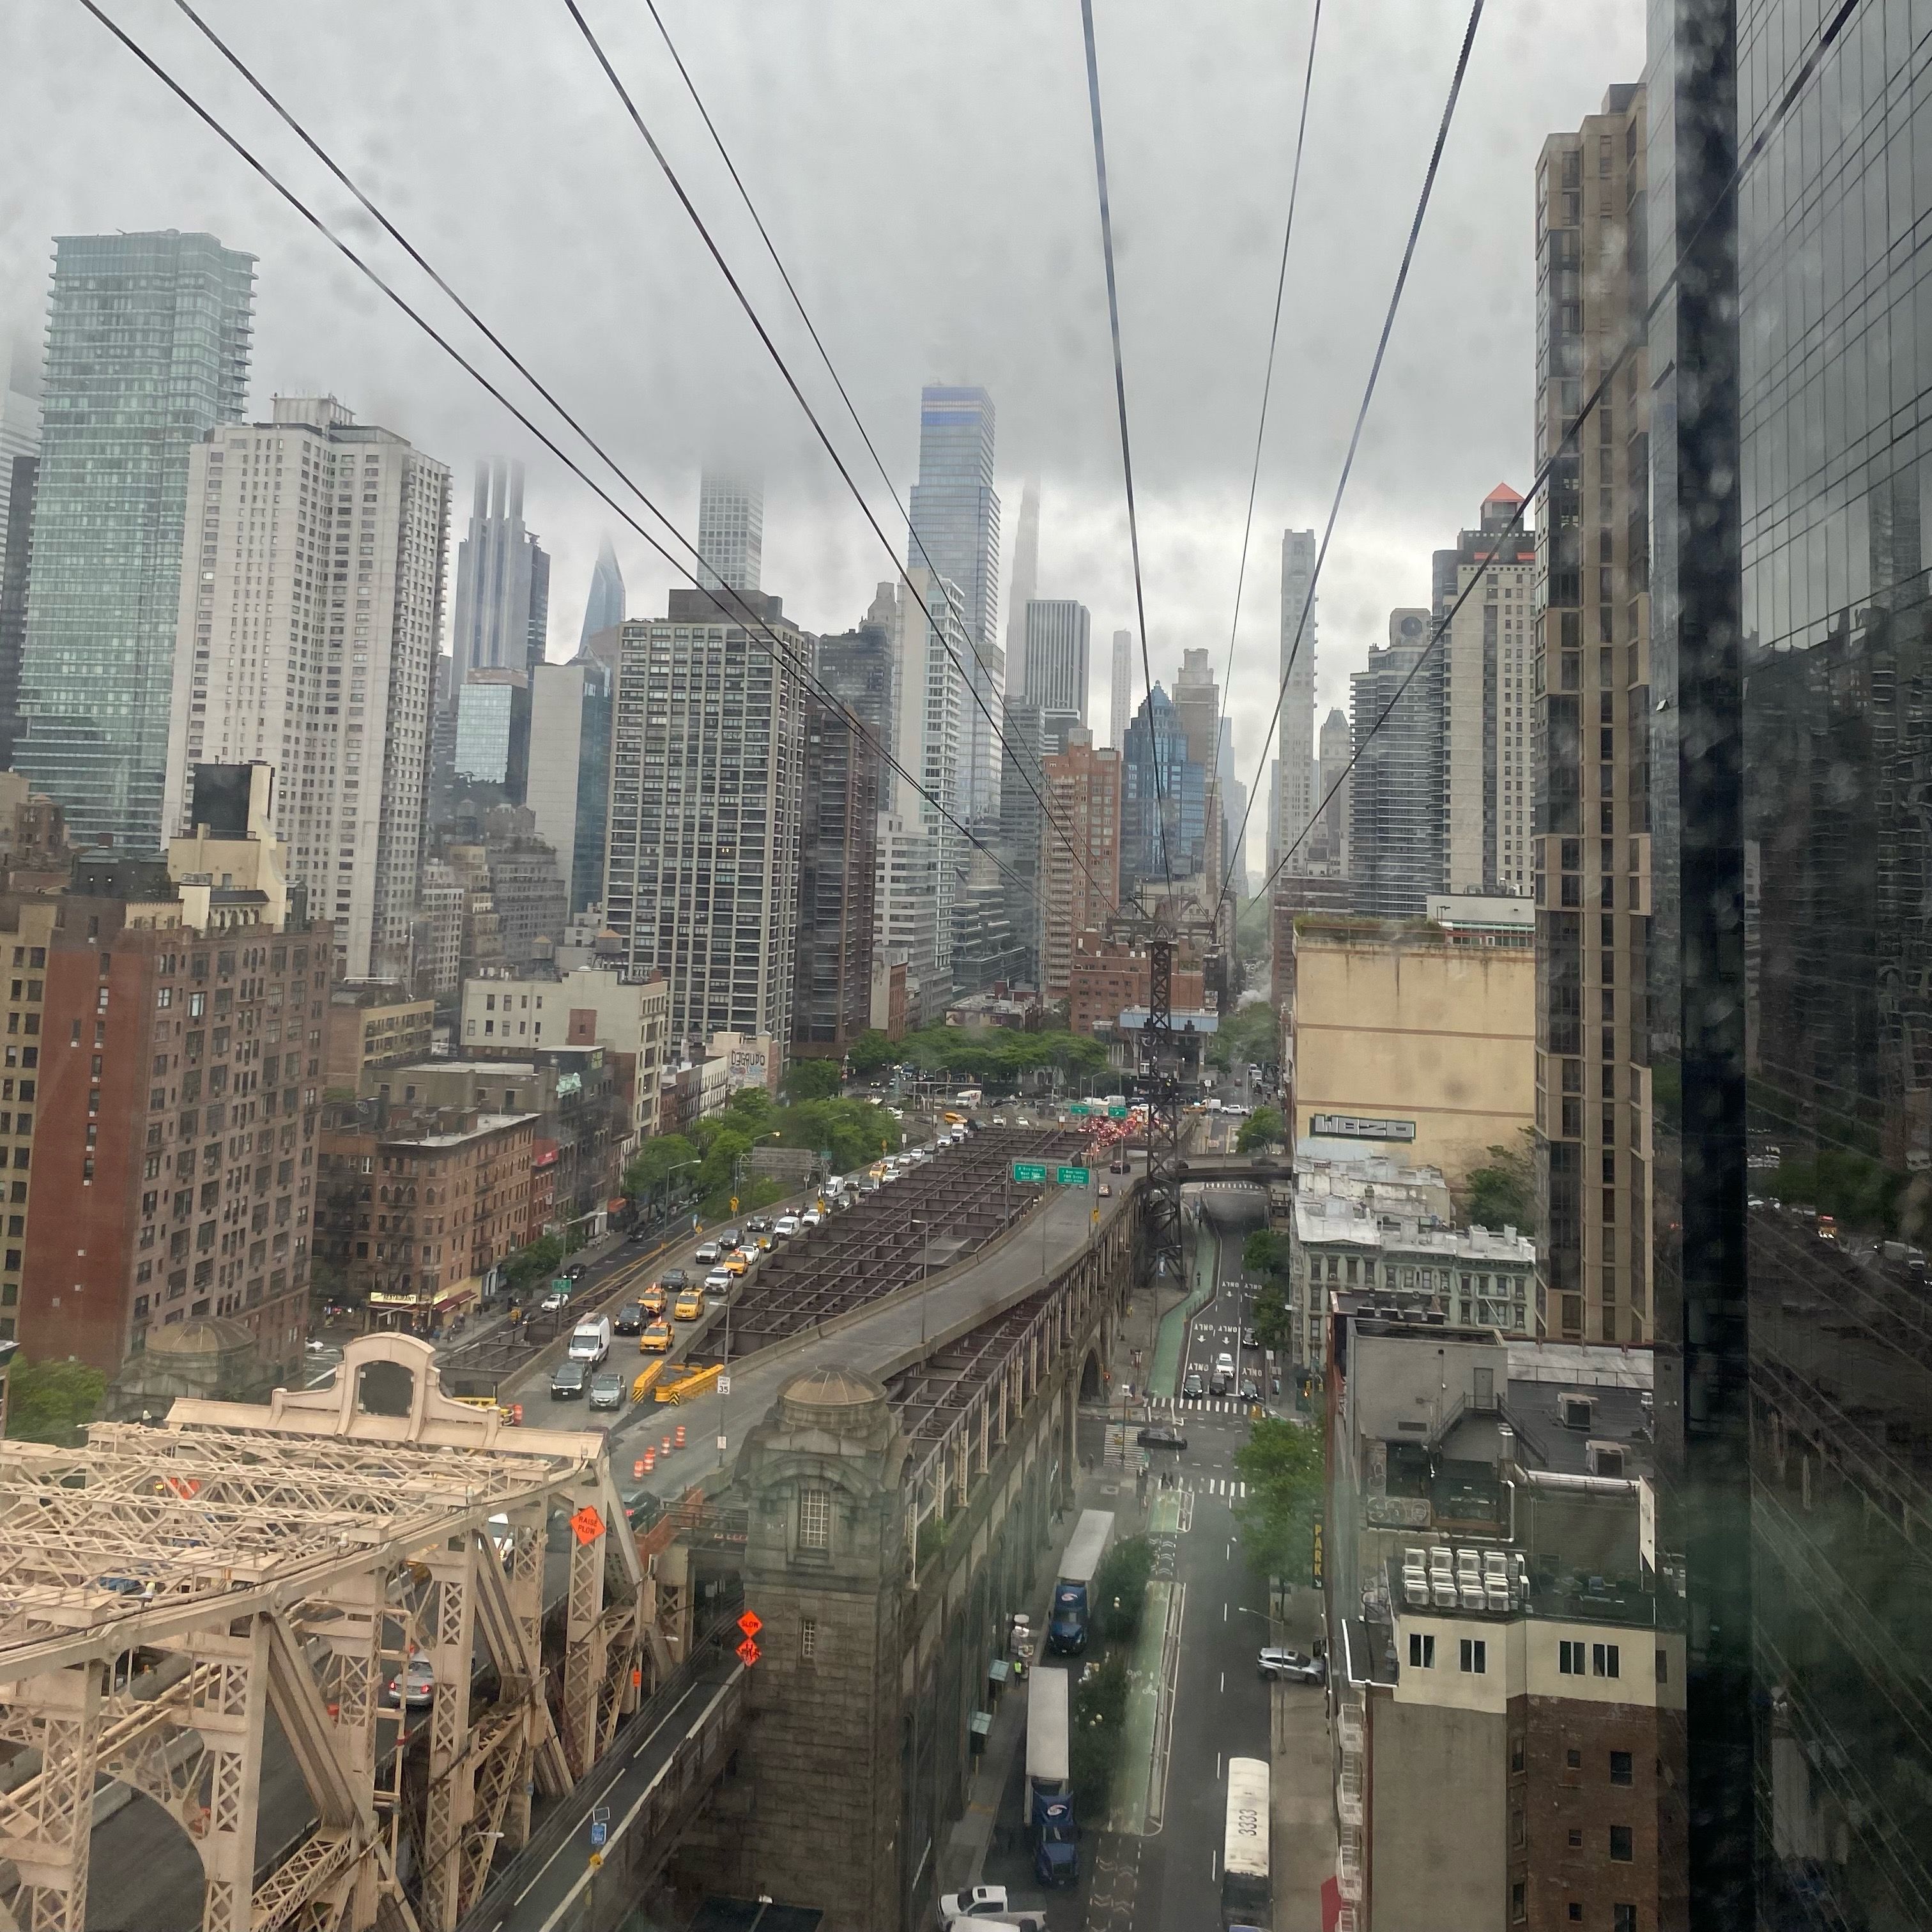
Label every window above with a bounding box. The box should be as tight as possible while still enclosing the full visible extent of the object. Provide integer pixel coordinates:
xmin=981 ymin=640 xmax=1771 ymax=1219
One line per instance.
xmin=801 ymin=1616 xmax=818 ymax=1658
xmin=1510 ymin=1881 xmax=1526 ymax=1922
xmin=1655 ymin=1648 xmax=1667 ymax=1684
xmin=1567 ymin=1748 xmax=1582 ymax=1769
xmin=1510 ymin=1734 xmax=1525 ymax=1774
xmin=1569 ymin=1908 xmax=1583 ymax=1924
xmin=1459 ymin=1638 xmax=1487 ymax=1674
xmin=1593 ymin=1643 xmax=1620 ymax=1678
xmin=1613 ymin=1908 xmax=1637 ymax=1932
xmin=1409 ymin=1632 xmax=1436 ymax=1668
xmin=1610 ymin=1749 xmax=1633 ymax=1785
xmin=1560 ymin=1639 xmax=1586 ymax=1674
xmin=798 ymin=1484 xmax=831 ymax=1550
xmin=1609 ymin=1825 xmax=1634 ymax=1862
xmin=1568 ymin=1828 xmax=1583 ymax=1846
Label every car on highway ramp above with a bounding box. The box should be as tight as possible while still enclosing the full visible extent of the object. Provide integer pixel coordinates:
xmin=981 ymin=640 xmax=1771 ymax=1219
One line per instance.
xmin=549 ymin=1360 xmax=588 ymax=1401
xmin=675 ymin=1290 xmax=706 ymax=1322
xmin=723 ymin=1250 xmax=751 ymax=1276
xmin=615 ymin=1301 xmax=645 ymax=1335
xmin=694 ymin=1241 xmax=723 ymax=1264
xmin=589 ymin=1369 xmax=627 ymax=1411
xmin=641 ymin=1286 xmax=667 ymax=1316
xmin=384 ymin=1658 xmax=436 ymax=1709
xmin=640 ymin=1321 xmax=672 ymax=1354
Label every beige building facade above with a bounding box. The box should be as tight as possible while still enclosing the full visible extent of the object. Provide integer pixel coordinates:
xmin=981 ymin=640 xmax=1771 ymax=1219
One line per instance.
xmin=1289 ymin=916 xmax=1534 ymax=1187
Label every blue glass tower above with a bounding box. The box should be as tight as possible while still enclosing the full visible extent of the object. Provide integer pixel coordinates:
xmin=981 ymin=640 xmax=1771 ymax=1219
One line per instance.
xmin=15 ymin=231 xmax=255 ymax=850
xmin=577 ymin=535 xmax=625 ymax=650
xmin=1121 ymin=684 xmax=1205 ymax=896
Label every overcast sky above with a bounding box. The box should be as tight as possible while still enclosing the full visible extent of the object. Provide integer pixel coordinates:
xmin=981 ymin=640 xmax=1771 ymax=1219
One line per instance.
xmin=3 ymin=0 xmax=1642 ymax=867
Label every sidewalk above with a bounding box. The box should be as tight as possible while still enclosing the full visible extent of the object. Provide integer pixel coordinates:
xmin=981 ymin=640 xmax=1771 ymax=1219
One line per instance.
xmin=1272 ymin=1678 xmax=1338 ymax=1932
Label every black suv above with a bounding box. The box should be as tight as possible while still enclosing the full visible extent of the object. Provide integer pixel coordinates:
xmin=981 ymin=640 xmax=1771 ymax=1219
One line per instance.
xmin=661 ymin=1268 xmax=689 ymax=1291
xmin=614 ymin=1301 xmax=645 ymax=1335
xmin=1182 ymin=1371 xmax=1206 ymax=1399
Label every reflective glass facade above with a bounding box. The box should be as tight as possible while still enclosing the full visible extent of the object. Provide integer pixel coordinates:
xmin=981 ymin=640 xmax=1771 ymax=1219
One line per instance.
xmin=15 ymin=231 xmax=254 ymax=850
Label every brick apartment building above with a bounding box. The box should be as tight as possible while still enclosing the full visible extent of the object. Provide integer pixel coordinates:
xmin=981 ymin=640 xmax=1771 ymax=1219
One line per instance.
xmin=1067 ymin=935 xmax=1205 ymax=1036
xmin=314 ymin=1104 xmax=535 ymax=1332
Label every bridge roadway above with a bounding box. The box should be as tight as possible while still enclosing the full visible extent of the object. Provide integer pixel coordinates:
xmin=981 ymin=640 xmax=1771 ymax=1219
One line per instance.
xmin=610 ymin=1160 xmax=1140 ymax=1505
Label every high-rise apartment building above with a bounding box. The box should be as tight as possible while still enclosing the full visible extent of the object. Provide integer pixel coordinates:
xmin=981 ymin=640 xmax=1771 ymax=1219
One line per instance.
xmin=1439 ymin=486 xmax=1538 ymax=896
xmin=0 ymin=346 xmax=42 ymax=762
xmin=1005 ymin=476 xmax=1039 ymax=698
xmin=1349 ymin=610 xmax=1443 ymax=916
xmin=794 ymin=686 xmax=880 ymax=1052
xmin=577 ymin=534 xmax=625 ymax=651
xmin=1021 ymin=599 xmax=1090 ymax=724
xmin=449 ymin=457 xmax=548 ymax=684
xmin=164 ymin=396 xmax=450 ymax=981
xmin=0 ymin=764 xmax=326 ymax=1380
xmin=603 ymin=588 xmax=804 ymax=1057
xmin=1038 ymin=728 xmax=1121 ymax=1003
xmin=1110 ymin=628 xmax=1133 ymax=752
xmin=1314 ymin=707 xmax=1350 ymax=876
xmin=1531 ymin=88 xmax=1649 ymax=1356
xmin=874 ymin=812 xmax=940 ymax=1027
xmin=891 ymin=569 xmax=972 ymax=996
xmin=526 ymin=654 xmax=613 ymax=912
xmin=998 ymin=698 xmax=1048 ymax=981
xmin=1277 ymin=528 xmax=1318 ymax=869
xmin=15 ymin=231 xmax=256 ymax=850
xmin=0 ymin=453 xmax=33 ymax=774
xmin=907 ymin=385 xmax=1002 ymax=816
xmin=696 ymin=470 xmax=763 ymax=597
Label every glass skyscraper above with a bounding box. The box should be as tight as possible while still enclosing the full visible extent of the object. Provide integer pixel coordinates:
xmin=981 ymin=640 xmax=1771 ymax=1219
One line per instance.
xmin=15 ymin=231 xmax=254 ymax=850
xmin=908 ymin=384 xmax=1002 ymax=816
xmin=578 ymin=534 xmax=626 ymax=650
xmin=1121 ymin=684 xmax=1205 ymax=897
xmin=1639 ymin=2 xmax=1932 ymax=1922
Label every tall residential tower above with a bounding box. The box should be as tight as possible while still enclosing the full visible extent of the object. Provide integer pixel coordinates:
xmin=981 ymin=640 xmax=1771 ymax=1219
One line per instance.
xmin=15 ymin=231 xmax=256 ymax=850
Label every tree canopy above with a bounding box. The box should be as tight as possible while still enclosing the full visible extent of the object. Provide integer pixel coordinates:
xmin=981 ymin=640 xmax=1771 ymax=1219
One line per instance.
xmin=1241 ymin=1229 xmax=1294 ymax=1356
xmin=1233 ymin=1416 xmax=1325 ymax=1585
xmin=1234 ymin=1105 xmax=1286 ymax=1153
xmin=781 ymin=1059 xmax=843 ymax=1103
xmin=1462 ymin=1129 xmax=1535 ymax=1231
xmin=7 ymin=1358 xmax=107 ymax=1445
xmin=1206 ymin=999 xmax=1280 ymax=1073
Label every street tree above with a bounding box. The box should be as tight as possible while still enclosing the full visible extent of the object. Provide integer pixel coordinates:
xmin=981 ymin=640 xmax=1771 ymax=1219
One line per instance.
xmin=1234 ymin=1417 xmax=1325 ymax=1586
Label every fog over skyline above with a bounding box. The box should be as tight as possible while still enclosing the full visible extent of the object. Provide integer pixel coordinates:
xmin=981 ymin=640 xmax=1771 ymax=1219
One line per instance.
xmin=2 ymin=0 xmax=1643 ymax=866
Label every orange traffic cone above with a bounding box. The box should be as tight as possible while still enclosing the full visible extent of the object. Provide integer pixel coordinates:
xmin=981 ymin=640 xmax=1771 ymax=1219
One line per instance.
xmin=633 ymin=1458 xmax=645 ymax=1479
xmin=675 ymin=1424 xmax=686 ymax=1450
xmin=661 ymin=1434 xmax=673 ymax=1453
xmin=644 ymin=1446 xmax=656 ymax=1472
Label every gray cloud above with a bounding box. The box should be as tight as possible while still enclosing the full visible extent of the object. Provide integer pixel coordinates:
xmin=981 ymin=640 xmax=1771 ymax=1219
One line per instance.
xmin=2 ymin=0 xmax=1643 ymax=863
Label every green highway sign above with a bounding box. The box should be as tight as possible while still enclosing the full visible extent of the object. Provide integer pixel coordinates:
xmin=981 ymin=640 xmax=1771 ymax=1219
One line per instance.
xmin=1011 ymin=1161 xmax=1048 ymax=1184
xmin=1056 ymin=1165 xmax=1091 ymax=1186
xmin=1068 ymin=1103 xmax=1091 ymax=1117
xmin=1107 ymin=1105 xmax=1128 ymax=1119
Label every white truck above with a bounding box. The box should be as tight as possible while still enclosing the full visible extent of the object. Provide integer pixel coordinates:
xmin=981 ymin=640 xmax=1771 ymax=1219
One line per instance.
xmin=567 ymin=1314 xmax=612 ymax=1365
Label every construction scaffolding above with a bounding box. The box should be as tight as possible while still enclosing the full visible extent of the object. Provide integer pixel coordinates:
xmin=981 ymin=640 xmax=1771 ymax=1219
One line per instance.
xmin=0 ymin=1335 xmax=649 ymax=1932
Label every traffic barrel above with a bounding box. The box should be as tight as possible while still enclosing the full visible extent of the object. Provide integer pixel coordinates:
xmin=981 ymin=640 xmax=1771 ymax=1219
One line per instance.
xmin=644 ymin=1446 xmax=656 ymax=1472
xmin=661 ymin=1434 xmax=672 ymax=1453
xmin=510 ymin=1404 xmax=523 ymax=1425
xmin=634 ymin=1458 xmax=645 ymax=1479
xmin=675 ymin=1423 xmax=686 ymax=1450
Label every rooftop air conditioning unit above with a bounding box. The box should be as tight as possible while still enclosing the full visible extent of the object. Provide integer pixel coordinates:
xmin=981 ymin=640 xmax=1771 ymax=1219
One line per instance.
xmin=1560 ymin=1392 xmax=1597 ymax=1430
xmin=1587 ymin=1441 xmax=1627 ymax=1478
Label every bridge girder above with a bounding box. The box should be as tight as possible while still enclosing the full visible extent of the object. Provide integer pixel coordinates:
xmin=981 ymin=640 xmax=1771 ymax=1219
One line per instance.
xmin=0 ymin=1337 xmax=645 ymax=1932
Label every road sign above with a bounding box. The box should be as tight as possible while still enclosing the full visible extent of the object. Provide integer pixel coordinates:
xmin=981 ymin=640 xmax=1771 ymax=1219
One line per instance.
xmin=737 ymin=1636 xmax=762 ymax=1666
xmin=588 ymin=1851 xmax=603 ymax=1871
xmin=1011 ymin=1161 xmax=1048 ymax=1184
xmin=569 ymin=1505 xmax=605 ymax=1546
xmin=717 ymin=1374 xmax=732 ymax=1395
xmin=1055 ymin=1165 xmax=1091 ymax=1186
xmin=738 ymin=1609 xmax=763 ymax=1637
xmin=730 ymin=1195 xmax=739 ymax=1212
xmin=1107 ymin=1105 xmax=1128 ymax=1119
xmin=590 ymin=1820 xmax=608 ymax=1849
xmin=1068 ymin=1103 xmax=1091 ymax=1117
xmin=717 ymin=1433 xmax=729 ymax=1452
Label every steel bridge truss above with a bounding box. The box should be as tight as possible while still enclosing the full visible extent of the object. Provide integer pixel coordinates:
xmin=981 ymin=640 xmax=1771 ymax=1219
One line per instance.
xmin=0 ymin=1337 xmax=646 ymax=1932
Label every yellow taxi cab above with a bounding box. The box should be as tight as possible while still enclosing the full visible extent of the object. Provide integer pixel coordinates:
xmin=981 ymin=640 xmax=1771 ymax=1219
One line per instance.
xmin=672 ymin=1291 xmax=704 ymax=1323
xmin=723 ymin=1250 xmax=751 ymax=1278
xmin=641 ymin=1285 xmax=667 ymax=1316
xmin=639 ymin=1319 xmax=672 ymax=1353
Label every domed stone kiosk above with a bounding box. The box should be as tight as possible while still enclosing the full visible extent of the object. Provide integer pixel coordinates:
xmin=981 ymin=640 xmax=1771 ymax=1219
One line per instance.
xmin=103 ymin=1314 xmax=279 ymax=1421
xmin=720 ymin=1363 xmax=908 ymax=1931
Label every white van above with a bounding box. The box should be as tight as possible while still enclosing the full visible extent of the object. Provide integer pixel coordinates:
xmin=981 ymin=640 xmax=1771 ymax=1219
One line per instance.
xmin=568 ymin=1315 xmax=612 ymax=1365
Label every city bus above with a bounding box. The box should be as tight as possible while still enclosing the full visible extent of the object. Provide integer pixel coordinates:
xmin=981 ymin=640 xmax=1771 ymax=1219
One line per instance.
xmin=1221 ymin=1755 xmax=1270 ymax=1929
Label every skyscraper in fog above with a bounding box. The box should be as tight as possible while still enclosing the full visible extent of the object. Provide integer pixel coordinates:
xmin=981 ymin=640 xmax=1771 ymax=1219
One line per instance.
xmin=450 ymin=458 xmax=548 ymax=682
xmin=577 ymin=535 xmax=625 ymax=650
xmin=1022 ymin=599 xmax=1090 ymax=727
xmin=15 ymin=231 xmax=256 ymax=849
xmin=1110 ymin=628 xmax=1133 ymax=751
xmin=0 ymin=344 xmax=42 ymax=774
xmin=1277 ymin=529 xmax=1317 ymax=870
xmin=908 ymin=385 xmax=1001 ymax=816
xmin=1005 ymin=475 xmax=1039 ymax=697
xmin=1349 ymin=610 xmax=1441 ymax=916
xmin=697 ymin=470 xmax=763 ymax=597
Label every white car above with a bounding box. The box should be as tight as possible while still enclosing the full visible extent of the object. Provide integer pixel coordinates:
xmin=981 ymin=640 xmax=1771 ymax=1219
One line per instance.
xmin=384 ymin=1658 xmax=436 ymax=1709
xmin=694 ymin=1240 xmax=722 ymax=1264
xmin=1215 ymin=1351 xmax=1237 ymax=1380
xmin=801 ymin=1208 xmax=825 ymax=1229
xmin=937 ymin=1887 xmax=1044 ymax=1931
xmin=704 ymin=1268 xmax=733 ymax=1294
xmin=773 ymin=1215 xmax=801 ymax=1238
